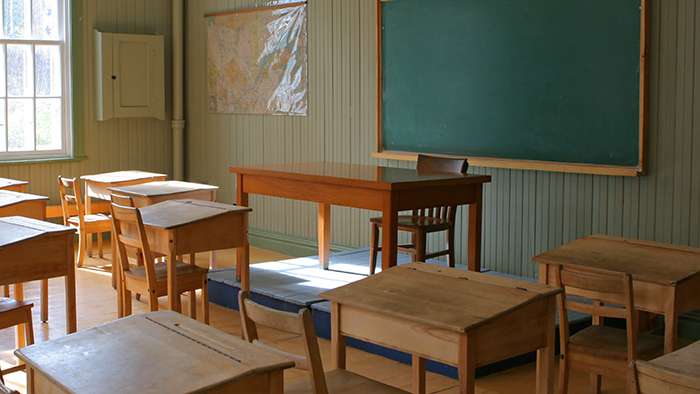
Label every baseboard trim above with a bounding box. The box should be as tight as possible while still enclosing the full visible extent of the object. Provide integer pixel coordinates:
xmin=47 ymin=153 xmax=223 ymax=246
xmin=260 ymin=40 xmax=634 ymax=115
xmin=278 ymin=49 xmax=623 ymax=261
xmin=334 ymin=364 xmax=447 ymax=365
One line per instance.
xmin=248 ymin=228 xmax=356 ymax=258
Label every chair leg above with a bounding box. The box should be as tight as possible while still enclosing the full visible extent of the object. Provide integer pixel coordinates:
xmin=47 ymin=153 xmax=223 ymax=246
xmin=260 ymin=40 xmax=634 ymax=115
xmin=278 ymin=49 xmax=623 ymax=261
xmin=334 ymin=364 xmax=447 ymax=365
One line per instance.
xmin=86 ymin=232 xmax=93 ymax=257
xmin=123 ymin=289 xmax=132 ymax=317
xmin=3 ymin=285 xmax=9 ymax=297
xmin=202 ymin=279 xmax=209 ymax=325
xmin=410 ymin=232 xmax=418 ymax=261
xmin=447 ymin=226 xmax=456 ymax=268
xmin=189 ymin=290 xmax=197 ymax=320
xmin=369 ymin=223 xmax=380 ymax=275
xmin=24 ymin=307 xmax=34 ymax=346
xmin=415 ymin=231 xmax=427 ymax=263
xmin=148 ymin=290 xmax=159 ymax=312
xmin=41 ymin=279 xmax=48 ymax=323
xmin=589 ymin=373 xmax=601 ymax=394
xmin=558 ymin=355 xmax=568 ymax=394
xmin=97 ymin=232 xmax=104 ymax=259
xmin=77 ymin=232 xmax=86 ymax=268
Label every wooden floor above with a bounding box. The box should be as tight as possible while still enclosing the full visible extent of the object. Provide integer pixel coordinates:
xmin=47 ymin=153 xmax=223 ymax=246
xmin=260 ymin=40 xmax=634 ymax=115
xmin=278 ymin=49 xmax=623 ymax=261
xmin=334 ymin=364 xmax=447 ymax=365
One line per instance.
xmin=0 ymin=242 xmax=627 ymax=393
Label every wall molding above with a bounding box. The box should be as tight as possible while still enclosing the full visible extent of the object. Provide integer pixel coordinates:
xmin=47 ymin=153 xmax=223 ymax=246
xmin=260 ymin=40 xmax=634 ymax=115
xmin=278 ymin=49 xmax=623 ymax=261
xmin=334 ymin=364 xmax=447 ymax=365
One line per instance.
xmin=248 ymin=228 xmax=357 ymax=258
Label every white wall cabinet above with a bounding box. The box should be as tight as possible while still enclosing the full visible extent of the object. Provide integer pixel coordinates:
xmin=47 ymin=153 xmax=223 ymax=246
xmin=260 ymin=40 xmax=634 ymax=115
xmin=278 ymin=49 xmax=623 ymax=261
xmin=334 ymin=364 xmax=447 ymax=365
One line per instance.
xmin=94 ymin=30 xmax=165 ymax=121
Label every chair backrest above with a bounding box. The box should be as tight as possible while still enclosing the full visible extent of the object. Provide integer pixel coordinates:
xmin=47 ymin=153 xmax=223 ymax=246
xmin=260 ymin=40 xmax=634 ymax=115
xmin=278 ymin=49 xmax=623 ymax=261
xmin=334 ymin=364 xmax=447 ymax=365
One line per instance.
xmin=57 ymin=176 xmax=84 ymax=225
xmin=630 ymin=359 xmax=700 ymax=394
xmin=555 ymin=265 xmax=637 ymax=361
xmin=413 ymin=154 xmax=469 ymax=219
xmin=238 ymin=291 xmax=328 ymax=394
xmin=110 ymin=193 xmax=135 ymax=207
xmin=110 ymin=203 xmax=158 ymax=291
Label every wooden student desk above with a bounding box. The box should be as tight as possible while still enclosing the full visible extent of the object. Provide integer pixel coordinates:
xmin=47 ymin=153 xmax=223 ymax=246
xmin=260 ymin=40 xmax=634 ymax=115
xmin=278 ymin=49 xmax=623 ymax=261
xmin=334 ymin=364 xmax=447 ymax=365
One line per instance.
xmin=230 ymin=162 xmax=491 ymax=273
xmin=0 ymin=177 xmax=28 ymax=192
xmin=15 ymin=310 xmax=294 ymax=394
xmin=319 ymin=262 xmax=562 ymax=394
xmin=108 ymin=180 xmax=218 ymax=207
xmin=81 ymin=170 xmax=166 ymax=210
xmin=533 ymin=234 xmax=700 ymax=353
xmin=130 ymin=199 xmax=252 ymax=313
xmin=0 ymin=217 xmax=77 ymax=339
xmin=645 ymin=338 xmax=700 ymax=377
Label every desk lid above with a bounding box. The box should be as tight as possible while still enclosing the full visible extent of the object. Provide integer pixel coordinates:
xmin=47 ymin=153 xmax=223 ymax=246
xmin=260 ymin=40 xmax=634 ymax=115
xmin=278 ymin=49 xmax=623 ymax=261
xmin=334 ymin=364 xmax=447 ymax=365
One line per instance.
xmin=0 ymin=177 xmax=28 ymax=187
xmin=108 ymin=181 xmax=218 ymax=197
xmin=15 ymin=311 xmax=294 ymax=394
xmin=532 ymin=234 xmax=700 ymax=285
xmin=0 ymin=190 xmax=48 ymax=207
xmin=139 ymin=199 xmax=252 ymax=229
xmin=81 ymin=170 xmax=167 ymax=183
xmin=0 ymin=216 xmax=75 ymax=247
xmin=319 ymin=262 xmax=561 ymax=333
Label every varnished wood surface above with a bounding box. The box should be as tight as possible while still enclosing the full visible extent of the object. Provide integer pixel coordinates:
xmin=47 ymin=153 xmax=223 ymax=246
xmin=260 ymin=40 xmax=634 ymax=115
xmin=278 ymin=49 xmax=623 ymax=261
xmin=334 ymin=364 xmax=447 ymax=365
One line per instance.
xmin=0 ymin=191 xmax=48 ymax=221
xmin=230 ymin=162 xmax=491 ymax=190
xmin=0 ymin=179 xmax=27 ymax=193
xmin=649 ymin=339 xmax=700 ymax=375
xmin=15 ymin=310 xmax=294 ymax=394
xmin=0 ymin=217 xmax=74 ymax=250
xmin=138 ymin=199 xmax=250 ymax=229
xmin=320 ymin=262 xmax=560 ymax=333
xmin=108 ymin=180 xmax=218 ymax=198
xmin=533 ymin=234 xmax=700 ymax=285
xmin=81 ymin=170 xmax=167 ymax=184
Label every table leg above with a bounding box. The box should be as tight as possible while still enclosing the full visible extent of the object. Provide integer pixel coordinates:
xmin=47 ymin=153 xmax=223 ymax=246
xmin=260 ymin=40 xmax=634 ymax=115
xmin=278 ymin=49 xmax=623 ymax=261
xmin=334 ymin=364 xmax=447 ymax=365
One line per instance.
xmin=381 ymin=193 xmax=399 ymax=271
xmin=331 ymin=302 xmax=346 ymax=370
xmin=319 ymin=203 xmax=331 ymax=270
xmin=458 ymin=331 xmax=476 ymax=394
xmin=168 ymin=237 xmax=181 ymax=313
xmin=13 ymin=283 xmax=26 ymax=348
xmin=664 ymin=290 xmax=678 ymax=353
xmin=65 ymin=236 xmax=77 ymax=333
xmin=236 ymin=176 xmax=250 ymax=291
xmin=467 ymin=184 xmax=483 ymax=272
xmin=412 ymin=355 xmax=426 ymax=394
xmin=536 ymin=296 xmax=556 ymax=394
xmin=41 ymin=279 xmax=48 ymax=323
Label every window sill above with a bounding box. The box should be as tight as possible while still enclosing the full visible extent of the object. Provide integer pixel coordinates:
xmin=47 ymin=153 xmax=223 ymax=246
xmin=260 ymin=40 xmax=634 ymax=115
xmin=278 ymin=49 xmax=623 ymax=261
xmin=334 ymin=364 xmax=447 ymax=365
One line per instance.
xmin=0 ymin=156 xmax=88 ymax=166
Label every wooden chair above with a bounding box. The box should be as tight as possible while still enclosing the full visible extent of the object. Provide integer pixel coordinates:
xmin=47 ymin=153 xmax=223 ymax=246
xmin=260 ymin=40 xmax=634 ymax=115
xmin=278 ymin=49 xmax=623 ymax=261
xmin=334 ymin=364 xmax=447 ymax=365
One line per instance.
xmin=0 ymin=297 xmax=34 ymax=378
xmin=0 ymin=367 xmax=19 ymax=394
xmin=555 ymin=265 xmax=664 ymax=394
xmin=369 ymin=154 xmax=468 ymax=274
xmin=238 ymin=291 xmax=409 ymax=394
xmin=58 ymin=176 xmax=112 ymax=267
xmin=110 ymin=202 xmax=210 ymax=323
xmin=630 ymin=359 xmax=700 ymax=394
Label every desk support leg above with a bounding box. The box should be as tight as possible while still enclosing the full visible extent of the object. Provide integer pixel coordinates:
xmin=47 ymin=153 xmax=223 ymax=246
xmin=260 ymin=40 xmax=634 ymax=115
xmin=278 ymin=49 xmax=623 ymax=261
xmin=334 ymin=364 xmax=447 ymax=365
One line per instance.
xmin=458 ymin=331 xmax=476 ymax=394
xmin=664 ymin=289 xmax=678 ymax=353
xmin=381 ymin=193 xmax=399 ymax=271
xmin=331 ymin=302 xmax=346 ymax=370
xmin=536 ymin=296 xmax=556 ymax=394
xmin=41 ymin=279 xmax=48 ymax=322
xmin=467 ymin=184 xmax=483 ymax=272
xmin=236 ymin=176 xmax=250 ymax=291
xmin=168 ymin=240 xmax=181 ymax=313
xmin=412 ymin=355 xmax=426 ymax=394
xmin=13 ymin=283 xmax=26 ymax=348
xmin=65 ymin=235 xmax=77 ymax=334
xmin=319 ymin=203 xmax=331 ymax=270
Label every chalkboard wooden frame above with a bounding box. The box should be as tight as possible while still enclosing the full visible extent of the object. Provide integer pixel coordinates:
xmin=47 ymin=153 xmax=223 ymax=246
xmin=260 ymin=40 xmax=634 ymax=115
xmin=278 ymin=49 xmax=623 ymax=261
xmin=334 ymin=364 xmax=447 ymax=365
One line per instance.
xmin=373 ymin=0 xmax=650 ymax=177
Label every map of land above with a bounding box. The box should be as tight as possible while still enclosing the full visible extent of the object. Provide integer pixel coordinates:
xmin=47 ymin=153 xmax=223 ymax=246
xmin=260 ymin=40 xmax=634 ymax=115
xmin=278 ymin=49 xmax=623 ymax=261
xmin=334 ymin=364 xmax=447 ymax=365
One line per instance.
xmin=206 ymin=3 xmax=307 ymax=115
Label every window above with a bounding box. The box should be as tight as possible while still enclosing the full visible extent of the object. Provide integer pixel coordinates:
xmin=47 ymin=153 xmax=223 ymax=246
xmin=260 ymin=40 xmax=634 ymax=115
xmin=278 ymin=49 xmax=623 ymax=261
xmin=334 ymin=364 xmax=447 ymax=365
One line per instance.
xmin=0 ymin=0 xmax=70 ymax=160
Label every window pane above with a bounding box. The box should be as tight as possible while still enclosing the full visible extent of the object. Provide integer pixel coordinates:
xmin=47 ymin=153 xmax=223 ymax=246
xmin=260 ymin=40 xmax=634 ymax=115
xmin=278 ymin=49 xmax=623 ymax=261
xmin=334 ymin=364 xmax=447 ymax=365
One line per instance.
xmin=35 ymin=98 xmax=59 ymax=150
xmin=7 ymin=98 xmax=33 ymax=151
xmin=32 ymin=0 xmax=58 ymax=40
xmin=0 ymin=47 xmax=5 ymax=98
xmin=4 ymin=0 xmax=29 ymax=39
xmin=7 ymin=44 xmax=33 ymax=97
xmin=0 ymin=99 xmax=5 ymax=152
xmin=35 ymin=45 xmax=60 ymax=96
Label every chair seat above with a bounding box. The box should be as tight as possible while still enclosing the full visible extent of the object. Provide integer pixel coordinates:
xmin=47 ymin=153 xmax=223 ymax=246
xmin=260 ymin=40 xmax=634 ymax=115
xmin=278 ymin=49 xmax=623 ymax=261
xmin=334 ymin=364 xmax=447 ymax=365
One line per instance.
xmin=370 ymin=215 xmax=452 ymax=231
xmin=67 ymin=213 xmax=111 ymax=226
xmin=0 ymin=297 xmax=33 ymax=331
xmin=285 ymin=369 xmax=409 ymax=394
xmin=125 ymin=260 xmax=209 ymax=281
xmin=569 ymin=325 xmax=665 ymax=360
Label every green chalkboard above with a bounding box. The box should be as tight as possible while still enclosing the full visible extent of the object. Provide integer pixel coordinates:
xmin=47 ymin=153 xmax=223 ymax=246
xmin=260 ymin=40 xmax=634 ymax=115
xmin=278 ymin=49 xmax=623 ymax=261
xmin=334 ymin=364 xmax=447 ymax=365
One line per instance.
xmin=379 ymin=0 xmax=647 ymax=174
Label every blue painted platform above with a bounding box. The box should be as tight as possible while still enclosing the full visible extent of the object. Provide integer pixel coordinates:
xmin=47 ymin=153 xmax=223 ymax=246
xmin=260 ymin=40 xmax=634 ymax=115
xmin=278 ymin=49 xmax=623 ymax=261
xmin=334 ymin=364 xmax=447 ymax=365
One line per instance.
xmin=208 ymin=248 xmax=590 ymax=380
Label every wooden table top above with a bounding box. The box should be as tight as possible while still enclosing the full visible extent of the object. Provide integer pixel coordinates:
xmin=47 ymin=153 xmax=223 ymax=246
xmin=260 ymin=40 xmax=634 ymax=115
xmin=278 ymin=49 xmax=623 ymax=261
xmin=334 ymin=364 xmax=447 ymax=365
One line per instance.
xmin=15 ymin=310 xmax=294 ymax=394
xmin=230 ymin=162 xmax=491 ymax=190
xmin=649 ymin=340 xmax=700 ymax=375
xmin=138 ymin=199 xmax=252 ymax=230
xmin=0 ymin=216 xmax=75 ymax=247
xmin=0 ymin=177 xmax=28 ymax=188
xmin=533 ymin=234 xmax=700 ymax=285
xmin=319 ymin=262 xmax=561 ymax=333
xmin=0 ymin=190 xmax=48 ymax=207
xmin=81 ymin=170 xmax=167 ymax=183
xmin=108 ymin=180 xmax=218 ymax=197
